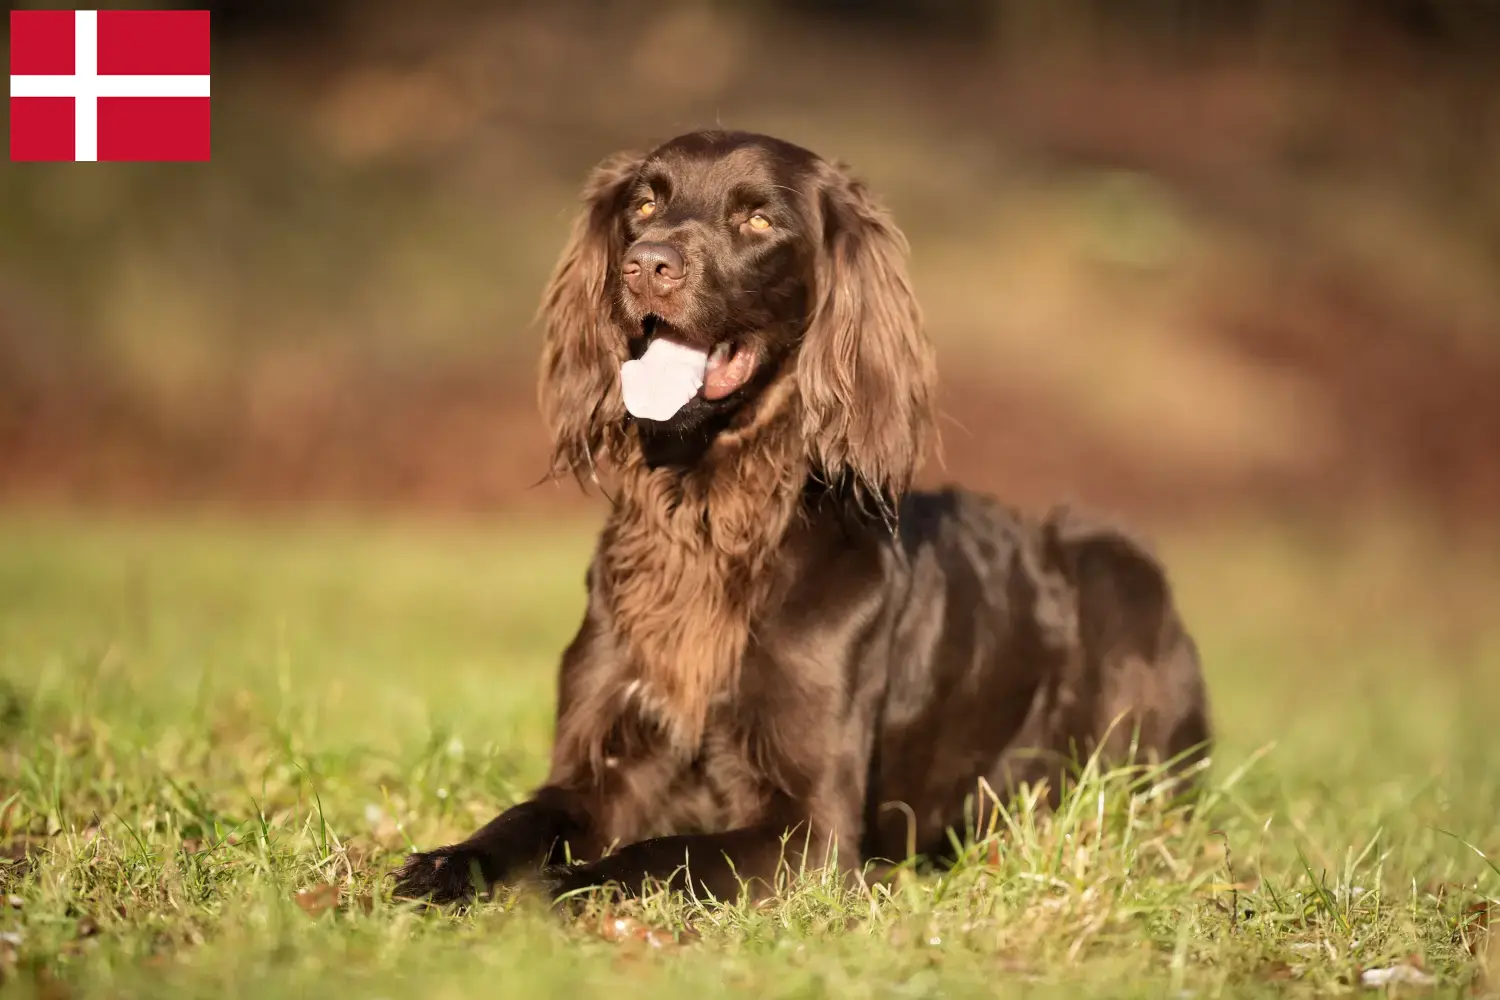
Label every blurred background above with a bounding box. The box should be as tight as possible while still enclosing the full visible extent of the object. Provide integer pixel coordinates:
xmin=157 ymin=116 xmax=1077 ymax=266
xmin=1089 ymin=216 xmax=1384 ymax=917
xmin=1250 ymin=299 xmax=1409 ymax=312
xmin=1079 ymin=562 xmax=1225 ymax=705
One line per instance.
xmin=4 ymin=0 xmax=1500 ymax=536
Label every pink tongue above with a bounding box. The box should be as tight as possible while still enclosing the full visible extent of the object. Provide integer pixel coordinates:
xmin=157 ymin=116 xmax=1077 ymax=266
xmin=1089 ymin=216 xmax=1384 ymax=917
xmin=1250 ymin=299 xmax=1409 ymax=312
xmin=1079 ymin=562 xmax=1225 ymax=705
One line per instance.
xmin=620 ymin=339 xmax=708 ymax=421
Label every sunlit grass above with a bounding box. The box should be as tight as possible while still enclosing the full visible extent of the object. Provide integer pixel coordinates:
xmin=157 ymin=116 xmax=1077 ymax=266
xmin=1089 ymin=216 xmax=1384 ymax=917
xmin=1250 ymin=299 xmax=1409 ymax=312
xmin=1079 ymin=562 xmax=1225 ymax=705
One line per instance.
xmin=1 ymin=512 xmax=1497 ymax=998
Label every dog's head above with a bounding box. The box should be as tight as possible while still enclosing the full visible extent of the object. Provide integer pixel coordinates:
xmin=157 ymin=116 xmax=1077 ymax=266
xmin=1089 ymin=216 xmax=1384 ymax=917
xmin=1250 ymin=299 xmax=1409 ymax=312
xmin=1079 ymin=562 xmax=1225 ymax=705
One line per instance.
xmin=538 ymin=130 xmax=937 ymax=506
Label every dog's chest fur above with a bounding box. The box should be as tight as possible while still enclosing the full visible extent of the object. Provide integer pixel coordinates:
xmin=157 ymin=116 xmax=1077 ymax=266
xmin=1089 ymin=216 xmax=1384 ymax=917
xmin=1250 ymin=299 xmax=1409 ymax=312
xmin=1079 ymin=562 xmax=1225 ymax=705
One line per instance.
xmin=594 ymin=437 xmax=802 ymax=750
xmin=592 ymin=693 xmax=771 ymax=845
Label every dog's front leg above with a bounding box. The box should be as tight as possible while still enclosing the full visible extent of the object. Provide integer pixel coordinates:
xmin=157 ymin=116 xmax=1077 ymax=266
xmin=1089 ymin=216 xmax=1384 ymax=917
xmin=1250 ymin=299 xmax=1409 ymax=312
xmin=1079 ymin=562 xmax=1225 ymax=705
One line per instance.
xmin=544 ymin=816 xmax=851 ymax=905
xmin=392 ymin=785 xmax=587 ymax=904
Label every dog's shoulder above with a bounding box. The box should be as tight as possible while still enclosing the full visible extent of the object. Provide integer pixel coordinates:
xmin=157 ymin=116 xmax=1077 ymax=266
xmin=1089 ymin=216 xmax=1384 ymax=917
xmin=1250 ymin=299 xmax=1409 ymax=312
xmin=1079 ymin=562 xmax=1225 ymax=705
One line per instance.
xmin=896 ymin=485 xmax=1028 ymax=551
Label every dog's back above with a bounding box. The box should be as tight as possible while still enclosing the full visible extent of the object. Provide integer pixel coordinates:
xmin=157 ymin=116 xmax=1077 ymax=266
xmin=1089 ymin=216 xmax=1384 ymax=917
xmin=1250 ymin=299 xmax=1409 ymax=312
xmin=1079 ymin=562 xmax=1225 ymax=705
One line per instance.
xmin=859 ymin=488 xmax=1212 ymax=862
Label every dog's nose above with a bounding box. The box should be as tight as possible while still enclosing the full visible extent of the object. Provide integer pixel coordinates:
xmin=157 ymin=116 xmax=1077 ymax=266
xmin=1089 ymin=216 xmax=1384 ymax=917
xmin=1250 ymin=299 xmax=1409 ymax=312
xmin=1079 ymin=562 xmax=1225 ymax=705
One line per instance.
xmin=622 ymin=242 xmax=686 ymax=297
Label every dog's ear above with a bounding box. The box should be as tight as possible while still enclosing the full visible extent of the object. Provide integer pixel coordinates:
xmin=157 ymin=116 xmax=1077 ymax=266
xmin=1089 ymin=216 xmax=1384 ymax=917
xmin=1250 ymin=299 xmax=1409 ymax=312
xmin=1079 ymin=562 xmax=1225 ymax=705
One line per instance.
xmin=798 ymin=160 xmax=938 ymax=513
xmin=536 ymin=150 xmax=644 ymax=483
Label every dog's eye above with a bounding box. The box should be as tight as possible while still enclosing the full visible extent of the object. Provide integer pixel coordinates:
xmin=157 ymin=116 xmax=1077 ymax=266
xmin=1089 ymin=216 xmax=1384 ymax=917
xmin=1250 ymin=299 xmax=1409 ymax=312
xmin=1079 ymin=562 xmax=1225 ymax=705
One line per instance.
xmin=637 ymin=199 xmax=657 ymax=218
xmin=747 ymin=213 xmax=771 ymax=231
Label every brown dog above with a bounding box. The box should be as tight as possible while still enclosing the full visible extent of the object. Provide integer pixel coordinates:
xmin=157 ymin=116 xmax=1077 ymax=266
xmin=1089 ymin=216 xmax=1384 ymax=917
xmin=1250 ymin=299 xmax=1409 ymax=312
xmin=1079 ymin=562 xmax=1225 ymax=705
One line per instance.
xmin=393 ymin=130 xmax=1212 ymax=905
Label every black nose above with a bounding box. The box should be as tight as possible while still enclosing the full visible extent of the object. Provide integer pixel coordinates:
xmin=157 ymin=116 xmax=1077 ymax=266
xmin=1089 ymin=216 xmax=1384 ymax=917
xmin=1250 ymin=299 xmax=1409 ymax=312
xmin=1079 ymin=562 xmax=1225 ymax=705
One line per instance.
xmin=622 ymin=242 xmax=686 ymax=296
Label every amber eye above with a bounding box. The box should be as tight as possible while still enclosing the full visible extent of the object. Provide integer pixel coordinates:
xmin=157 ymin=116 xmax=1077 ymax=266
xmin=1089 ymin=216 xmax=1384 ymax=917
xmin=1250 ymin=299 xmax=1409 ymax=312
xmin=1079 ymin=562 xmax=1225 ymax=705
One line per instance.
xmin=637 ymin=199 xmax=657 ymax=218
xmin=747 ymin=213 xmax=771 ymax=231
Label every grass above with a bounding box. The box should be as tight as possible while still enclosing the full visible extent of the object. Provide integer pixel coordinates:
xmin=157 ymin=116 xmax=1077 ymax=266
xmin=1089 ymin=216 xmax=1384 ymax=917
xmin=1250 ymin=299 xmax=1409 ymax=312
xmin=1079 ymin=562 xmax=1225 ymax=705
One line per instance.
xmin=0 ymin=510 xmax=1497 ymax=998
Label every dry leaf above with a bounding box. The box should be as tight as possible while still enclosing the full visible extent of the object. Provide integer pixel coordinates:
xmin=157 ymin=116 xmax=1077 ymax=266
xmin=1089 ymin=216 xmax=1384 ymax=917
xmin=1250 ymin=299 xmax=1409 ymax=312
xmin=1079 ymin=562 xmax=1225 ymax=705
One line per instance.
xmin=1259 ymin=960 xmax=1295 ymax=981
xmin=32 ymin=965 xmax=73 ymax=1000
xmin=598 ymin=915 xmax=645 ymax=943
xmin=294 ymin=883 xmax=341 ymax=917
xmin=1456 ymin=900 xmax=1492 ymax=956
xmin=642 ymin=928 xmax=675 ymax=949
xmin=1483 ymin=926 xmax=1500 ymax=993
xmin=595 ymin=914 xmax=687 ymax=950
xmin=1360 ymin=964 xmax=1435 ymax=989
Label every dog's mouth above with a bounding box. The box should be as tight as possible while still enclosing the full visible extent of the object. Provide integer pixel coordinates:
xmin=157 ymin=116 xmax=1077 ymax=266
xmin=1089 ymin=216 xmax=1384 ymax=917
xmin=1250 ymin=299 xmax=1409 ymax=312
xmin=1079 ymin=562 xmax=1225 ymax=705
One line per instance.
xmin=639 ymin=315 xmax=759 ymax=401
xmin=703 ymin=337 xmax=758 ymax=400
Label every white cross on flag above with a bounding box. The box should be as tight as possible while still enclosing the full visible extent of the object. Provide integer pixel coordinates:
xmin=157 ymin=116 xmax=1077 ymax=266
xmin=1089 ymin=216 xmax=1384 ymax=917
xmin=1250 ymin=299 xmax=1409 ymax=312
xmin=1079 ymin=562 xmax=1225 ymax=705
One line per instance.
xmin=9 ymin=8 xmax=211 ymax=162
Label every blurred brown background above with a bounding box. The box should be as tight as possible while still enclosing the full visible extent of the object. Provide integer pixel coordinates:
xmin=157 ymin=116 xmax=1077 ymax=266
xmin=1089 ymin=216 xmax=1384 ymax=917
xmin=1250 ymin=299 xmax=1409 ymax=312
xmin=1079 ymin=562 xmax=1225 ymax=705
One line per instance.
xmin=4 ymin=0 xmax=1500 ymax=535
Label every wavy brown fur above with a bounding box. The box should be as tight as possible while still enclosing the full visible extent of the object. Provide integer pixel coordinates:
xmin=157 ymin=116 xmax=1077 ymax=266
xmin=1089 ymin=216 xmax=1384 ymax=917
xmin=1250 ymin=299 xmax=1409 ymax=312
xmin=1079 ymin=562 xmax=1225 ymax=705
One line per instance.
xmin=536 ymin=143 xmax=936 ymax=749
xmin=394 ymin=131 xmax=1211 ymax=908
xmin=560 ymin=404 xmax=806 ymax=754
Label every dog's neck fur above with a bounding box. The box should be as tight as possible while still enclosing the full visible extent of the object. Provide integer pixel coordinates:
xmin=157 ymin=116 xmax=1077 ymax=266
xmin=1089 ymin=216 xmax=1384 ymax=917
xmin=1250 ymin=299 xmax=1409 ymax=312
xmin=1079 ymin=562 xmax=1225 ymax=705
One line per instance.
xmin=595 ymin=393 xmax=808 ymax=751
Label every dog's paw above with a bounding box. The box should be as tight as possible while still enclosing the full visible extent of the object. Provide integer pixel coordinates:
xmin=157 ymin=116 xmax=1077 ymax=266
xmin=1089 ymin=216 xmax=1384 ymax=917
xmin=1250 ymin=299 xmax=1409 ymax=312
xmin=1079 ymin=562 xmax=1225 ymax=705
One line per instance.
xmin=534 ymin=862 xmax=592 ymax=900
xmin=391 ymin=846 xmax=491 ymax=906
xmin=532 ymin=862 xmax=627 ymax=910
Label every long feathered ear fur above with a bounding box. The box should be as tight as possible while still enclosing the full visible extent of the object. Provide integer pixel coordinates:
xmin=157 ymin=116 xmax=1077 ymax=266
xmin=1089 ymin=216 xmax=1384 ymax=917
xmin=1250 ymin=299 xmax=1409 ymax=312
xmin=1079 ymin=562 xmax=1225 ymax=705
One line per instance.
xmin=797 ymin=160 xmax=939 ymax=513
xmin=536 ymin=150 xmax=644 ymax=483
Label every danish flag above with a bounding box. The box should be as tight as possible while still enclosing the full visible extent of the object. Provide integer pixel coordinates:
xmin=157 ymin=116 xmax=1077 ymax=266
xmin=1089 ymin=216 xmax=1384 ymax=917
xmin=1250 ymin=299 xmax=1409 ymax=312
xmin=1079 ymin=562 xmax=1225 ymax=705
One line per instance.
xmin=10 ymin=9 xmax=211 ymax=162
